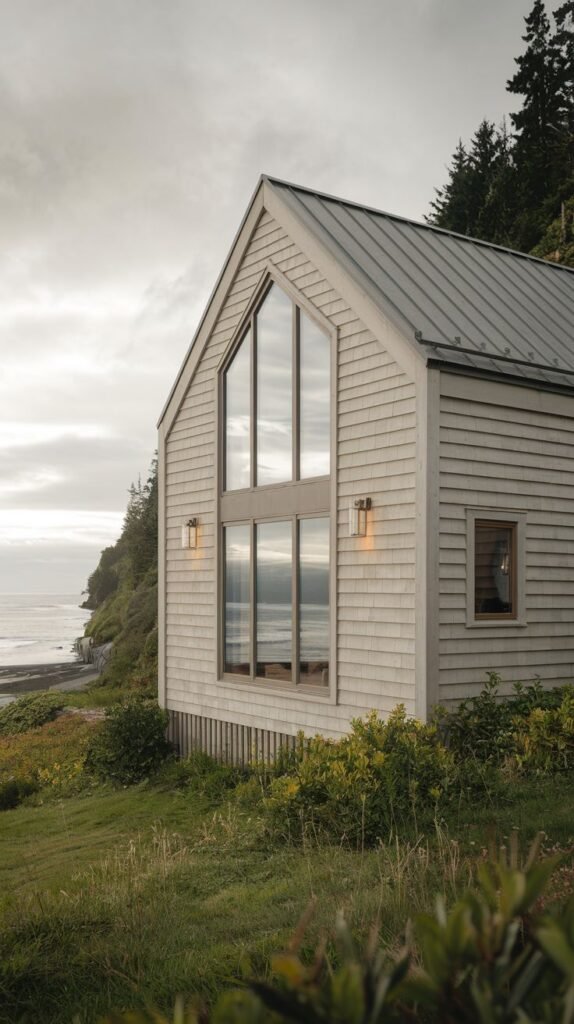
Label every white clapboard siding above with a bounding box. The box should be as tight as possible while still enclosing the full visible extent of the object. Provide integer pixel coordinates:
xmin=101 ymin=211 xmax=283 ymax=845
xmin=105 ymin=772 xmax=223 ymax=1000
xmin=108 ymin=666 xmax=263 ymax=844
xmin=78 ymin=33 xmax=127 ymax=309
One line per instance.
xmin=439 ymin=384 xmax=574 ymax=703
xmin=165 ymin=211 xmax=418 ymax=738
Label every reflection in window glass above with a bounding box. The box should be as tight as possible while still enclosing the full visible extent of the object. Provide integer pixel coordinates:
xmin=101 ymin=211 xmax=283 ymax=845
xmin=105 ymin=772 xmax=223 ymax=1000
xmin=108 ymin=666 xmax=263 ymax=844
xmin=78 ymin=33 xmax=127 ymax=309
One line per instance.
xmin=475 ymin=522 xmax=515 ymax=616
xmin=256 ymin=521 xmax=292 ymax=680
xmin=256 ymin=286 xmax=292 ymax=485
xmin=224 ymin=525 xmax=251 ymax=674
xmin=225 ymin=332 xmax=250 ymax=491
xmin=299 ymin=518 xmax=329 ymax=686
xmin=300 ymin=313 xmax=330 ymax=478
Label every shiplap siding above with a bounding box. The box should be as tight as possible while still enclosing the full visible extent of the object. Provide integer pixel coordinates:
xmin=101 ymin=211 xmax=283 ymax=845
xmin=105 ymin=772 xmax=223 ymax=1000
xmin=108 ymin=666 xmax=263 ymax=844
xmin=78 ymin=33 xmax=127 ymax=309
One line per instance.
xmin=164 ymin=211 xmax=418 ymax=740
xmin=438 ymin=379 xmax=574 ymax=702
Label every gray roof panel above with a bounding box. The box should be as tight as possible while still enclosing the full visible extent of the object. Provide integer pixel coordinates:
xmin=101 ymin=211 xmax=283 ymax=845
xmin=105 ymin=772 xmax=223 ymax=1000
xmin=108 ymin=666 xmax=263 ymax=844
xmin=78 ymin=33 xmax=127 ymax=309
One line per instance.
xmin=267 ymin=177 xmax=574 ymax=390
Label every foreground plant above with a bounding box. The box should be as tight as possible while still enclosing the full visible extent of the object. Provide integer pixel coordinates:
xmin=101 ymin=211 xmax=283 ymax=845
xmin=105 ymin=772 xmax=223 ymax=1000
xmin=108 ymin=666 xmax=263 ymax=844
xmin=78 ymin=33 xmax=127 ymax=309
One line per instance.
xmin=101 ymin=836 xmax=574 ymax=1022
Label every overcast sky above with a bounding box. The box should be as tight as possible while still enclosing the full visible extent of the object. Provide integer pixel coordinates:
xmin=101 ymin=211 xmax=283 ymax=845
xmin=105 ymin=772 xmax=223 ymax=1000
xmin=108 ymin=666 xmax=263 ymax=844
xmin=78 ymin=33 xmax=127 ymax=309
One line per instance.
xmin=0 ymin=0 xmax=535 ymax=594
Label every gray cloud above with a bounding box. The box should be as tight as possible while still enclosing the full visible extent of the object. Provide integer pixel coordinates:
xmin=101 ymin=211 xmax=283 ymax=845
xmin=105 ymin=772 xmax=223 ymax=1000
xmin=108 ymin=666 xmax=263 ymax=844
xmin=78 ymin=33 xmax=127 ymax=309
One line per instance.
xmin=0 ymin=0 xmax=534 ymax=591
xmin=0 ymin=434 xmax=148 ymax=509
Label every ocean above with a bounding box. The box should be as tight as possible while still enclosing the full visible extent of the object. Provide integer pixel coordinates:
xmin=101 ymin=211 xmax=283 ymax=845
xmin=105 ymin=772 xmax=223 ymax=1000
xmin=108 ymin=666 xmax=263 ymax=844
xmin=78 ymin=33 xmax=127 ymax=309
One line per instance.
xmin=0 ymin=594 xmax=91 ymax=667
xmin=225 ymin=602 xmax=329 ymax=664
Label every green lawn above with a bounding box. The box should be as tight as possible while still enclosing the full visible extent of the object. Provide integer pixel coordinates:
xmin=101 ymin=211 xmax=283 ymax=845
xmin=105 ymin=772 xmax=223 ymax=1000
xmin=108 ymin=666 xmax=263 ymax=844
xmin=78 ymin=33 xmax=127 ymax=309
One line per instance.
xmin=0 ymin=782 xmax=450 ymax=1023
xmin=1 ymin=769 xmax=574 ymax=1023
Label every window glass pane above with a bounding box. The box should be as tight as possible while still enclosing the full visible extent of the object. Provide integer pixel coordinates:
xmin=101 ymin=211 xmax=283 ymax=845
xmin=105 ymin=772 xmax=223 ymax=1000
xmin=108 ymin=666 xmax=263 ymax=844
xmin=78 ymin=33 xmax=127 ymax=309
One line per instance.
xmin=224 ymin=525 xmax=250 ymax=675
xmin=256 ymin=286 xmax=292 ymax=485
xmin=300 ymin=313 xmax=330 ymax=478
xmin=225 ymin=332 xmax=250 ymax=491
xmin=256 ymin=520 xmax=292 ymax=680
xmin=299 ymin=518 xmax=330 ymax=686
xmin=475 ymin=522 xmax=514 ymax=615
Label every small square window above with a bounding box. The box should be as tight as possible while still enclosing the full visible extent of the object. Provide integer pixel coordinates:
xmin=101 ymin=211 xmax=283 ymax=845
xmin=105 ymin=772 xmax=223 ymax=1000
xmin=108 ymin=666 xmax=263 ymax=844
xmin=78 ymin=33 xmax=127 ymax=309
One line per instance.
xmin=474 ymin=520 xmax=516 ymax=619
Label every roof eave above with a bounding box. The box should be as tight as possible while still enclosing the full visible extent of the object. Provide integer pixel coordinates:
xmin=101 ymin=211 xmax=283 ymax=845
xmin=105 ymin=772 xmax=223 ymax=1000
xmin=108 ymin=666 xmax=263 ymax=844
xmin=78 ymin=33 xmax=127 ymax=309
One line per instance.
xmin=429 ymin=357 xmax=574 ymax=398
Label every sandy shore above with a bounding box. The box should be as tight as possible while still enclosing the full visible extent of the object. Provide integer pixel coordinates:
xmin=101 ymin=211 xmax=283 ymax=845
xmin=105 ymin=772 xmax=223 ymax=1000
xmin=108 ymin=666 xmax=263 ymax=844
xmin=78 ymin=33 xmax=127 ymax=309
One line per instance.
xmin=0 ymin=661 xmax=100 ymax=698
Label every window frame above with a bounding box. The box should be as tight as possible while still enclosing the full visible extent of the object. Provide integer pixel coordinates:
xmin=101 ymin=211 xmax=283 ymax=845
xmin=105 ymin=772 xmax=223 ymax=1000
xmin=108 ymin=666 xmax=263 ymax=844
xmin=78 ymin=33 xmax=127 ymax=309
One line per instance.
xmin=215 ymin=263 xmax=338 ymax=702
xmin=465 ymin=508 xmax=527 ymax=628
xmin=221 ymin=512 xmax=331 ymax=692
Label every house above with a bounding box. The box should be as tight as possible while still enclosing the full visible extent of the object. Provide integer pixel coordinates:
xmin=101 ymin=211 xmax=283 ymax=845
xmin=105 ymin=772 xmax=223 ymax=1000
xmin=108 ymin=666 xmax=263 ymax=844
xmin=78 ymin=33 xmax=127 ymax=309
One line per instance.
xmin=158 ymin=176 xmax=574 ymax=761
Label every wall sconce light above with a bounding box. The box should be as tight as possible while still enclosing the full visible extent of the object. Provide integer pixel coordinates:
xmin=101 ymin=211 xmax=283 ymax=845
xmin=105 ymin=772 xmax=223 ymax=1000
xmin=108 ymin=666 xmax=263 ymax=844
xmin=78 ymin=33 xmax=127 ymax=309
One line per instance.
xmin=181 ymin=518 xmax=198 ymax=550
xmin=349 ymin=498 xmax=371 ymax=537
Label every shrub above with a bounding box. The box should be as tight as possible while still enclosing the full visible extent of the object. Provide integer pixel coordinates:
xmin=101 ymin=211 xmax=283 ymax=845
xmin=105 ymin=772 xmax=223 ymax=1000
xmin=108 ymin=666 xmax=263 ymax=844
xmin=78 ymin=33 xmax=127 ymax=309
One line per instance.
xmin=0 ymin=691 xmax=64 ymax=736
xmin=85 ymin=698 xmax=172 ymax=784
xmin=265 ymin=707 xmax=454 ymax=844
xmin=511 ymin=686 xmax=574 ymax=775
xmin=0 ymin=777 xmax=38 ymax=811
xmin=438 ymin=672 xmax=564 ymax=767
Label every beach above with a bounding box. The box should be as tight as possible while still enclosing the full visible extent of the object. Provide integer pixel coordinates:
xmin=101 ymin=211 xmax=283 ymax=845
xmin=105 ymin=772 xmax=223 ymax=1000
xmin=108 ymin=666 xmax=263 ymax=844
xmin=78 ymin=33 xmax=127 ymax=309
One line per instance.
xmin=0 ymin=661 xmax=100 ymax=705
xmin=0 ymin=593 xmax=96 ymax=704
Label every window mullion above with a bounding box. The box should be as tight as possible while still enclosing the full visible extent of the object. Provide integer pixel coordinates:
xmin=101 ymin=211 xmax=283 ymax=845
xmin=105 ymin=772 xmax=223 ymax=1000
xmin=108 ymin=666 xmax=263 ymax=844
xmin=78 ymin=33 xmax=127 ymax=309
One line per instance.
xmin=251 ymin=315 xmax=257 ymax=490
xmin=293 ymin=305 xmax=300 ymax=482
xmin=250 ymin=521 xmax=256 ymax=679
xmin=292 ymin=516 xmax=299 ymax=685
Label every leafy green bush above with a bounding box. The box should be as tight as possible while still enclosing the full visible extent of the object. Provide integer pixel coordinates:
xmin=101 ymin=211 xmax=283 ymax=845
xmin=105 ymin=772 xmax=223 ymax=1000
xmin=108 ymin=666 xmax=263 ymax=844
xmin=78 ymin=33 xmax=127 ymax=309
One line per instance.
xmin=438 ymin=672 xmax=564 ymax=767
xmin=98 ymin=841 xmax=574 ymax=1023
xmin=0 ymin=776 xmax=38 ymax=811
xmin=511 ymin=686 xmax=574 ymax=775
xmin=0 ymin=691 xmax=64 ymax=736
xmin=265 ymin=708 xmax=454 ymax=844
xmin=85 ymin=698 xmax=172 ymax=784
xmin=156 ymin=750 xmax=242 ymax=801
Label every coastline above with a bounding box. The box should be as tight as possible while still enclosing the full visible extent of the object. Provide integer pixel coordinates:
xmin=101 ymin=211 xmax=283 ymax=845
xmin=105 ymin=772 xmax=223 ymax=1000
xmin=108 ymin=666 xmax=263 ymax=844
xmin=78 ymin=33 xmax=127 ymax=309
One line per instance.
xmin=0 ymin=661 xmax=100 ymax=699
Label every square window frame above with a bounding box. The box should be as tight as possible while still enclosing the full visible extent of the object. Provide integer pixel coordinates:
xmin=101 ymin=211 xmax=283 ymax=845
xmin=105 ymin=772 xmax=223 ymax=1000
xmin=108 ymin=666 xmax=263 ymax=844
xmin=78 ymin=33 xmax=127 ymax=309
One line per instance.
xmin=465 ymin=508 xmax=527 ymax=628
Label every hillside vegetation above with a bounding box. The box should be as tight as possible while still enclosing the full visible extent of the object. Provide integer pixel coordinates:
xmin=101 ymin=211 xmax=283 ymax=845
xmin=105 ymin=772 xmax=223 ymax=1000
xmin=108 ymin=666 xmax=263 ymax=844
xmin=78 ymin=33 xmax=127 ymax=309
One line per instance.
xmin=428 ymin=0 xmax=574 ymax=266
xmin=82 ymin=457 xmax=158 ymax=690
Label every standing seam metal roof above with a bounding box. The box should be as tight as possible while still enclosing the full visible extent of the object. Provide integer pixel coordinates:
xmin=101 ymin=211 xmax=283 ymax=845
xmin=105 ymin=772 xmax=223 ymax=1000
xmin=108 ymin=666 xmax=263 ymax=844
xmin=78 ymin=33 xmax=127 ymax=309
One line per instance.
xmin=267 ymin=176 xmax=574 ymax=391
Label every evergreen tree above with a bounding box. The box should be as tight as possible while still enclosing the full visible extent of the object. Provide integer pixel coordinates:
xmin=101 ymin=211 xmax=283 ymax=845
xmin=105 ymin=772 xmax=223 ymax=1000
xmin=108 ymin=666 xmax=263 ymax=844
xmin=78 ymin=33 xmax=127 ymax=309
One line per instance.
xmin=507 ymin=0 xmax=568 ymax=245
xmin=427 ymin=140 xmax=472 ymax=232
xmin=553 ymin=0 xmax=574 ymax=180
xmin=467 ymin=120 xmax=501 ymax=235
xmin=476 ymin=120 xmax=518 ymax=244
xmin=426 ymin=0 xmax=574 ymax=263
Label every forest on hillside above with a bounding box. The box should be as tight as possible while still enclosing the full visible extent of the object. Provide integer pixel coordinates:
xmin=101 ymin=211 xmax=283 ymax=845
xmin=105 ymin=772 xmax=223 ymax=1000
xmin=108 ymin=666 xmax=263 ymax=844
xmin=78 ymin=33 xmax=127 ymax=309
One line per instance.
xmin=428 ymin=0 xmax=574 ymax=266
xmin=81 ymin=458 xmax=158 ymax=691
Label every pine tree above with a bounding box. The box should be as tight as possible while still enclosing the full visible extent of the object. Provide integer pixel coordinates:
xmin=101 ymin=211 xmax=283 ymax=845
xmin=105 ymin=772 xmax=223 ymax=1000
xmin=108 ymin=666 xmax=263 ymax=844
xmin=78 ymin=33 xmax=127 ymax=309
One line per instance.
xmin=476 ymin=120 xmax=519 ymax=244
xmin=553 ymin=0 xmax=574 ymax=180
xmin=427 ymin=140 xmax=472 ymax=232
xmin=507 ymin=0 xmax=568 ymax=246
xmin=466 ymin=120 xmax=500 ymax=235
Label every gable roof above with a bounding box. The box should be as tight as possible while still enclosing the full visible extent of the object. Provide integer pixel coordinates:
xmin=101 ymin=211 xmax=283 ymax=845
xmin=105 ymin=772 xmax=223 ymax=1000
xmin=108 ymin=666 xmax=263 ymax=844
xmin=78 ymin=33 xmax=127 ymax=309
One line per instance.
xmin=159 ymin=175 xmax=574 ymax=429
xmin=267 ymin=176 xmax=574 ymax=392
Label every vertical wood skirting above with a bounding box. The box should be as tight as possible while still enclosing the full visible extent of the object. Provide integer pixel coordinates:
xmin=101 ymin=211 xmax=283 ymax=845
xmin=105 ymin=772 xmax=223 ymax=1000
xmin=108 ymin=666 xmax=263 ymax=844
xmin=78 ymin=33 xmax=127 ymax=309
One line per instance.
xmin=167 ymin=709 xmax=297 ymax=765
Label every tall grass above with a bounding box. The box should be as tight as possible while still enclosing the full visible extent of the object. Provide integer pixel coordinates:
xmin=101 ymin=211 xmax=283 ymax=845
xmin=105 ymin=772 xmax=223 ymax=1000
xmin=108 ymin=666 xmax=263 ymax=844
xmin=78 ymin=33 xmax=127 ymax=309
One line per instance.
xmin=0 ymin=805 xmax=477 ymax=1024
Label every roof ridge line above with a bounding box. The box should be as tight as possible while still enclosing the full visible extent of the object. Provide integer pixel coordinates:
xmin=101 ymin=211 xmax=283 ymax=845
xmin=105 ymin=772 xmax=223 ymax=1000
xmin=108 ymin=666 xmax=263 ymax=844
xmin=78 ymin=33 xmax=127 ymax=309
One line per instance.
xmin=263 ymin=174 xmax=574 ymax=275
